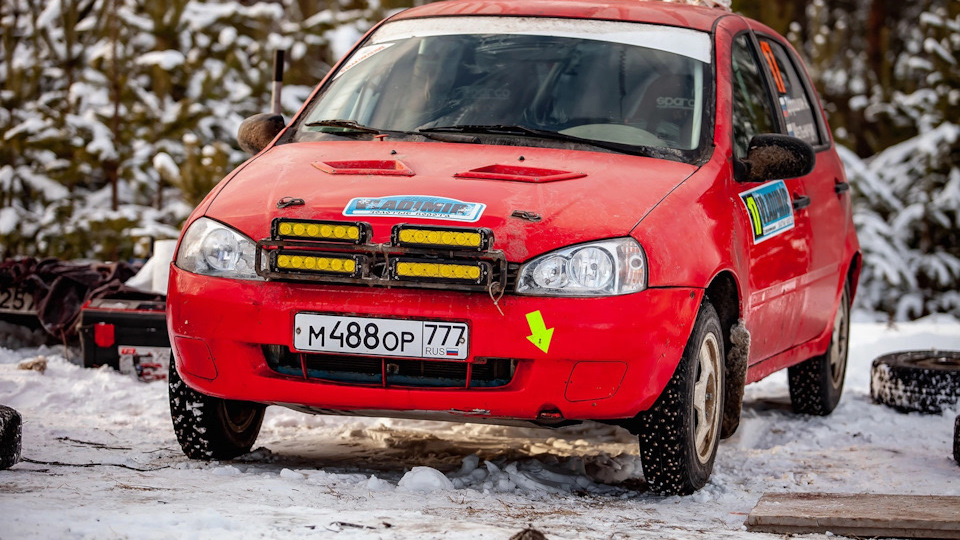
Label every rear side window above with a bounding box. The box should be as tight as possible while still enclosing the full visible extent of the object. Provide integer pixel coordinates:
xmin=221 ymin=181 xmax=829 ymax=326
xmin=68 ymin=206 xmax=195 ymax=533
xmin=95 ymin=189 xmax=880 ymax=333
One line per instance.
xmin=756 ymin=37 xmax=823 ymax=147
xmin=730 ymin=34 xmax=778 ymax=159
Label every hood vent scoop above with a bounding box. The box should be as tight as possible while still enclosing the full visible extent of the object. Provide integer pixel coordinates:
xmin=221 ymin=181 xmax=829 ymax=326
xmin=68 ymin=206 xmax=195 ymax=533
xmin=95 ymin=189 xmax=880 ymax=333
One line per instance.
xmin=312 ymin=159 xmax=414 ymax=176
xmin=455 ymin=164 xmax=585 ymax=183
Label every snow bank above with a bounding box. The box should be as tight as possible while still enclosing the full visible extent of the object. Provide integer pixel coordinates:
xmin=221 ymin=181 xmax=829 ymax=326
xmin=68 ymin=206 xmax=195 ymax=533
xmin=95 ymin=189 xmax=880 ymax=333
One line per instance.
xmin=0 ymin=319 xmax=958 ymax=539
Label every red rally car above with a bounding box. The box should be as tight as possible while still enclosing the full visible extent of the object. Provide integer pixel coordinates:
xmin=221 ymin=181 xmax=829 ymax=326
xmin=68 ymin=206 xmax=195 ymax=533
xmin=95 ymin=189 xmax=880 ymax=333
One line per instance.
xmin=167 ymin=0 xmax=860 ymax=495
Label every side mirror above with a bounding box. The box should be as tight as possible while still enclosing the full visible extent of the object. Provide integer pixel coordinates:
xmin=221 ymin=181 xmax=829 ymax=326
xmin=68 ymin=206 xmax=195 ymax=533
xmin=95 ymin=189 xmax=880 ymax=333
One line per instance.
xmin=735 ymin=134 xmax=815 ymax=183
xmin=237 ymin=113 xmax=286 ymax=154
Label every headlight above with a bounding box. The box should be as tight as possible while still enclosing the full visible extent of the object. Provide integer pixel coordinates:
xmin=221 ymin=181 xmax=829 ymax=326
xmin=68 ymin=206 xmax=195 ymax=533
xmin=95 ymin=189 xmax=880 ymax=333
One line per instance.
xmin=176 ymin=217 xmax=262 ymax=280
xmin=516 ymin=238 xmax=646 ymax=296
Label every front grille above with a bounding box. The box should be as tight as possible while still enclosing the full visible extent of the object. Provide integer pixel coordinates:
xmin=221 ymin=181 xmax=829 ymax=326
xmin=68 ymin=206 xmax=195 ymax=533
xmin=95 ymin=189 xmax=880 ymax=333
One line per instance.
xmin=504 ymin=262 xmax=521 ymax=293
xmin=263 ymin=346 xmax=517 ymax=388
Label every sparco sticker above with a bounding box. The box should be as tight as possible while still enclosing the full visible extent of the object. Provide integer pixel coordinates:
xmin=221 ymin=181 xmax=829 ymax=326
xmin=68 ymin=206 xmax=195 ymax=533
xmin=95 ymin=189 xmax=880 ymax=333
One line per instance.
xmin=343 ymin=195 xmax=485 ymax=222
xmin=739 ymin=180 xmax=794 ymax=244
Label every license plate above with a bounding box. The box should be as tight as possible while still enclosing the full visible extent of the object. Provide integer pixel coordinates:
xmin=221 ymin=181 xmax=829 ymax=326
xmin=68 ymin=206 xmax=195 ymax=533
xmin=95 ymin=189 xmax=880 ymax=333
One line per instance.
xmin=0 ymin=285 xmax=37 ymax=314
xmin=294 ymin=314 xmax=469 ymax=360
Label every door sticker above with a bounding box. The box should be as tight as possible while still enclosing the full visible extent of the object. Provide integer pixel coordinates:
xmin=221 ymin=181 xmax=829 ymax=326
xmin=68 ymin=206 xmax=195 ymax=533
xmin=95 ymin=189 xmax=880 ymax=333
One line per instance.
xmin=739 ymin=180 xmax=794 ymax=244
xmin=343 ymin=195 xmax=485 ymax=222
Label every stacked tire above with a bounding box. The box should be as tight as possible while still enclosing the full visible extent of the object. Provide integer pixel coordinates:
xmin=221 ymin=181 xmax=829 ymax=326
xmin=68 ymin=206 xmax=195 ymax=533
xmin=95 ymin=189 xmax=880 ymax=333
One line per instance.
xmin=870 ymin=351 xmax=960 ymax=414
xmin=870 ymin=350 xmax=960 ymax=468
xmin=0 ymin=405 xmax=21 ymax=470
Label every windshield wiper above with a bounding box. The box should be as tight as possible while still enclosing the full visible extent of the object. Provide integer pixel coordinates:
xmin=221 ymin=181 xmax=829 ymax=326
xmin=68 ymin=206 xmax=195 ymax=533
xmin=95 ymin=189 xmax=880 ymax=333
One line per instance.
xmin=419 ymin=124 xmax=636 ymax=154
xmin=304 ymin=119 xmax=383 ymax=134
xmin=421 ymin=124 xmax=555 ymax=137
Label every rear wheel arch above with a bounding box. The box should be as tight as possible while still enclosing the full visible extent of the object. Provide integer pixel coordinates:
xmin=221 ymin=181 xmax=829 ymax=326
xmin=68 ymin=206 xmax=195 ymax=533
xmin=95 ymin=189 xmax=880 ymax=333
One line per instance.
xmin=846 ymin=251 xmax=862 ymax=300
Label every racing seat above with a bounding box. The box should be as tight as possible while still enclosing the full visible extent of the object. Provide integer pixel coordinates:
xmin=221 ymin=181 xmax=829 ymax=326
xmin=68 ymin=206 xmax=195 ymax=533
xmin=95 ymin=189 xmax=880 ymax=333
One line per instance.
xmin=627 ymin=74 xmax=696 ymax=148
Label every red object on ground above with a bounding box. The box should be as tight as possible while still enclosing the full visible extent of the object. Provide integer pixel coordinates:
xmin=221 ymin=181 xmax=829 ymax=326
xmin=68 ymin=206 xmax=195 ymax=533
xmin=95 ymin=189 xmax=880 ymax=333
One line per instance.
xmin=93 ymin=323 xmax=115 ymax=349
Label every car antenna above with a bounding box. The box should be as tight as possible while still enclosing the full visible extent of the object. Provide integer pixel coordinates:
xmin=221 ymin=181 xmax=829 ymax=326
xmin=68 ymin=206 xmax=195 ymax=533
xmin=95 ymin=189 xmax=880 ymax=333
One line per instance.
xmin=271 ymin=49 xmax=285 ymax=116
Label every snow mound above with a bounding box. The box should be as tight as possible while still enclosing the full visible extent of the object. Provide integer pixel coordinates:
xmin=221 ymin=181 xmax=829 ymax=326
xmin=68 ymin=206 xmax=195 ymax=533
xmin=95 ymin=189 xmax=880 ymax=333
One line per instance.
xmin=398 ymin=466 xmax=455 ymax=491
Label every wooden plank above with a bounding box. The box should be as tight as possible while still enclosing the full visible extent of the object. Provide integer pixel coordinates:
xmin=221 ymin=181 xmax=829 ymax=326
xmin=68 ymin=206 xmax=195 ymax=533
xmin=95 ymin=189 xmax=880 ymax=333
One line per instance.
xmin=746 ymin=493 xmax=960 ymax=539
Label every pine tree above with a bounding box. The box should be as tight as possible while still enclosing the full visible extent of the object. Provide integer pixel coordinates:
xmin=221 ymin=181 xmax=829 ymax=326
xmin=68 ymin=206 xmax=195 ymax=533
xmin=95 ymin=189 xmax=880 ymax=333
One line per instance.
xmin=857 ymin=0 xmax=960 ymax=318
xmin=1 ymin=0 xmax=393 ymax=261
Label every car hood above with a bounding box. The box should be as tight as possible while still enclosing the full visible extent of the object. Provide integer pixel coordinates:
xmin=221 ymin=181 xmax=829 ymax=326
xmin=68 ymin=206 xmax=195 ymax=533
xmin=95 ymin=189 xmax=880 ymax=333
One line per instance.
xmin=205 ymin=141 xmax=697 ymax=261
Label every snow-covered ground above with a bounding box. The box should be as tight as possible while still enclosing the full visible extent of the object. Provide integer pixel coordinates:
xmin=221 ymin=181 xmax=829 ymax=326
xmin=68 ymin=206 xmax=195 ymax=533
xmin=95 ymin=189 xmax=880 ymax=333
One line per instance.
xmin=1 ymin=316 xmax=958 ymax=539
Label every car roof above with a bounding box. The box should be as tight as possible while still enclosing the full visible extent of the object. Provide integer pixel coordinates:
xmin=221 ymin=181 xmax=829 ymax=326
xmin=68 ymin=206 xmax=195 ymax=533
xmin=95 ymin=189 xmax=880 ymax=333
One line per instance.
xmin=389 ymin=0 xmax=730 ymax=33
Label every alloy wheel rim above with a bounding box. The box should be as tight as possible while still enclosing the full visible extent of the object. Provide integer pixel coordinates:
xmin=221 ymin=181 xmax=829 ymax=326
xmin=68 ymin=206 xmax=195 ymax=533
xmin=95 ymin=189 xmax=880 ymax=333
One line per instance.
xmin=829 ymin=293 xmax=848 ymax=387
xmin=693 ymin=332 xmax=721 ymax=465
xmin=221 ymin=401 xmax=257 ymax=433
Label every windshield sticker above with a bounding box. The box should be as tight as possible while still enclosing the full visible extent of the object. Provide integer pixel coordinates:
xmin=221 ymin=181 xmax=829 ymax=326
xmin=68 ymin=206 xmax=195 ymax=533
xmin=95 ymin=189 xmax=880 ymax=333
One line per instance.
xmin=334 ymin=43 xmax=395 ymax=79
xmin=739 ymin=180 xmax=794 ymax=244
xmin=371 ymin=17 xmax=712 ymax=64
xmin=343 ymin=195 xmax=485 ymax=222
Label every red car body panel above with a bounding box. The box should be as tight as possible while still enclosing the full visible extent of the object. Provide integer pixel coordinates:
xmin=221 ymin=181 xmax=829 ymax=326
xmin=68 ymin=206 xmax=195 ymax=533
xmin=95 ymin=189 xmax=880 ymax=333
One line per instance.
xmin=167 ymin=1 xmax=860 ymax=425
xmin=204 ymin=142 xmax=698 ymax=262
xmin=169 ymin=266 xmax=703 ymax=420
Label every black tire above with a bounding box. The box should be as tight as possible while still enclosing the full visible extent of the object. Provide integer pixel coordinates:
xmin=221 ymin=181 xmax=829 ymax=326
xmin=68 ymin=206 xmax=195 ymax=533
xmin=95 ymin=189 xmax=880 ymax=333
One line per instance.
xmin=633 ymin=300 xmax=724 ymax=495
xmin=954 ymin=416 xmax=960 ymax=467
xmin=169 ymin=359 xmax=265 ymax=460
xmin=789 ymin=284 xmax=850 ymax=416
xmin=870 ymin=350 xmax=960 ymax=414
xmin=0 ymin=405 xmax=22 ymax=470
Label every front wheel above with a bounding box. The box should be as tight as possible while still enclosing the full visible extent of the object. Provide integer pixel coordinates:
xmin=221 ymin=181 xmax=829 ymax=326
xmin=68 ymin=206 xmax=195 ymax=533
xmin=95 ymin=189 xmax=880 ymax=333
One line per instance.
xmin=789 ymin=283 xmax=850 ymax=416
xmin=633 ymin=300 xmax=724 ymax=495
xmin=168 ymin=359 xmax=265 ymax=460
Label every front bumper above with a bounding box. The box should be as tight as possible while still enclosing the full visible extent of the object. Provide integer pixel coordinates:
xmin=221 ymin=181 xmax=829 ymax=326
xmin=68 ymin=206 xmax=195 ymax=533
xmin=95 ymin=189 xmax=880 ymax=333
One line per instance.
xmin=167 ymin=265 xmax=702 ymax=422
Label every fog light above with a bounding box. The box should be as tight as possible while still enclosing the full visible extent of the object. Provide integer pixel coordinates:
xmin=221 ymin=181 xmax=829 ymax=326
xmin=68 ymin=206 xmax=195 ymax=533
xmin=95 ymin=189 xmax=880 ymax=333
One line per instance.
xmin=392 ymin=225 xmax=492 ymax=251
xmin=273 ymin=219 xmax=369 ymax=244
xmin=273 ymin=252 xmax=361 ymax=276
xmin=392 ymin=259 xmax=486 ymax=283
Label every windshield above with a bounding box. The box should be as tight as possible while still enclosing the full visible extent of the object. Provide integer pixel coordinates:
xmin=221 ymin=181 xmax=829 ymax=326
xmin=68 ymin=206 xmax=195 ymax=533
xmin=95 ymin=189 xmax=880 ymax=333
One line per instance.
xmin=294 ymin=17 xmax=713 ymax=160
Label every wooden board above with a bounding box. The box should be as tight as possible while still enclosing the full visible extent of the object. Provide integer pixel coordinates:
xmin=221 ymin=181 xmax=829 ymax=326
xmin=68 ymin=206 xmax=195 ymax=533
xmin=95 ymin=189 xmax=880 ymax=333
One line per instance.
xmin=746 ymin=493 xmax=960 ymax=539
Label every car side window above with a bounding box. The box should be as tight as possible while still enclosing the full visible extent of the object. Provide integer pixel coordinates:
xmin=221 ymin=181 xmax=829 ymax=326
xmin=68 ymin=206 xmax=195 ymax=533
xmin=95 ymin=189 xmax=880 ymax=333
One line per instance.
xmin=756 ymin=37 xmax=823 ymax=147
xmin=730 ymin=34 xmax=778 ymax=159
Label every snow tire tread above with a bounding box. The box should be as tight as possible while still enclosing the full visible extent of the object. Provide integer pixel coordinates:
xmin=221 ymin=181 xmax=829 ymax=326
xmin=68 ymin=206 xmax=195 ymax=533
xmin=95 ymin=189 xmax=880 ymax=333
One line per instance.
xmin=789 ymin=284 xmax=849 ymax=416
xmin=634 ymin=301 xmax=723 ymax=496
xmin=954 ymin=416 xmax=960 ymax=467
xmin=870 ymin=351 xmax=960 ymax=414
xmin=169 ymin=360 xmax=265 ymax=460
xmin=0 ymin=405 xmax=22 ymax=470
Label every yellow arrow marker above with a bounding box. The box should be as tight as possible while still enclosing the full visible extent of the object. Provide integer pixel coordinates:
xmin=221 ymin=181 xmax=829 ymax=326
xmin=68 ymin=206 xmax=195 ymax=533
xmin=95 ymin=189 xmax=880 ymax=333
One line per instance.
xmin=525 ymin=310 xmax=554 ymax=354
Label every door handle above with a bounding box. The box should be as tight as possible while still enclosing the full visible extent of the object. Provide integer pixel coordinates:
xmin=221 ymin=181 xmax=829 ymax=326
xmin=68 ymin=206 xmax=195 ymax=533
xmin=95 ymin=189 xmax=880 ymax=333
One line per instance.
xmin=834 ymin=181 xmax=850 ymax=194
xmin=792 ymin=195 xmax=811 ymax=211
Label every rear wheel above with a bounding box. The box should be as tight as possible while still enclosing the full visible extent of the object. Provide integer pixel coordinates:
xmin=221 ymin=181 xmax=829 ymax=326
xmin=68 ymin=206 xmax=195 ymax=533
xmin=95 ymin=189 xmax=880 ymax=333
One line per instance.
xmin=789 ymin=284 xmax=850 ymax=416
xmin=633 ymin=300 xmax=724 ymax=495
xmin=168 ymin=359 xmax=265 ymax=460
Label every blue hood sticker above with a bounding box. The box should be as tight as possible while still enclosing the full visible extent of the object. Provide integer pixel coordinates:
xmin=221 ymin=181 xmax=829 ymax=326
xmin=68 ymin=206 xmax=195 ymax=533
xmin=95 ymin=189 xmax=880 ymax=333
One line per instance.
xmin=343 ymin=195 xmax=486 ymax=222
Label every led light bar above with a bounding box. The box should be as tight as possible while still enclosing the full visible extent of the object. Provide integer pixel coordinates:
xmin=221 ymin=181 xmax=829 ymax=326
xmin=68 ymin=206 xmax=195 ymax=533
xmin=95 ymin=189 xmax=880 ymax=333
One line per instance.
xmin=273 ymin=252 xmax=362 ymax=277
xmin=273 ymin=219 xmax=370 ymax=244
xmin=392 ymin=225 xmax=493 ymax=251
xmin=391 ymin=259 xmax=487 ymax=284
